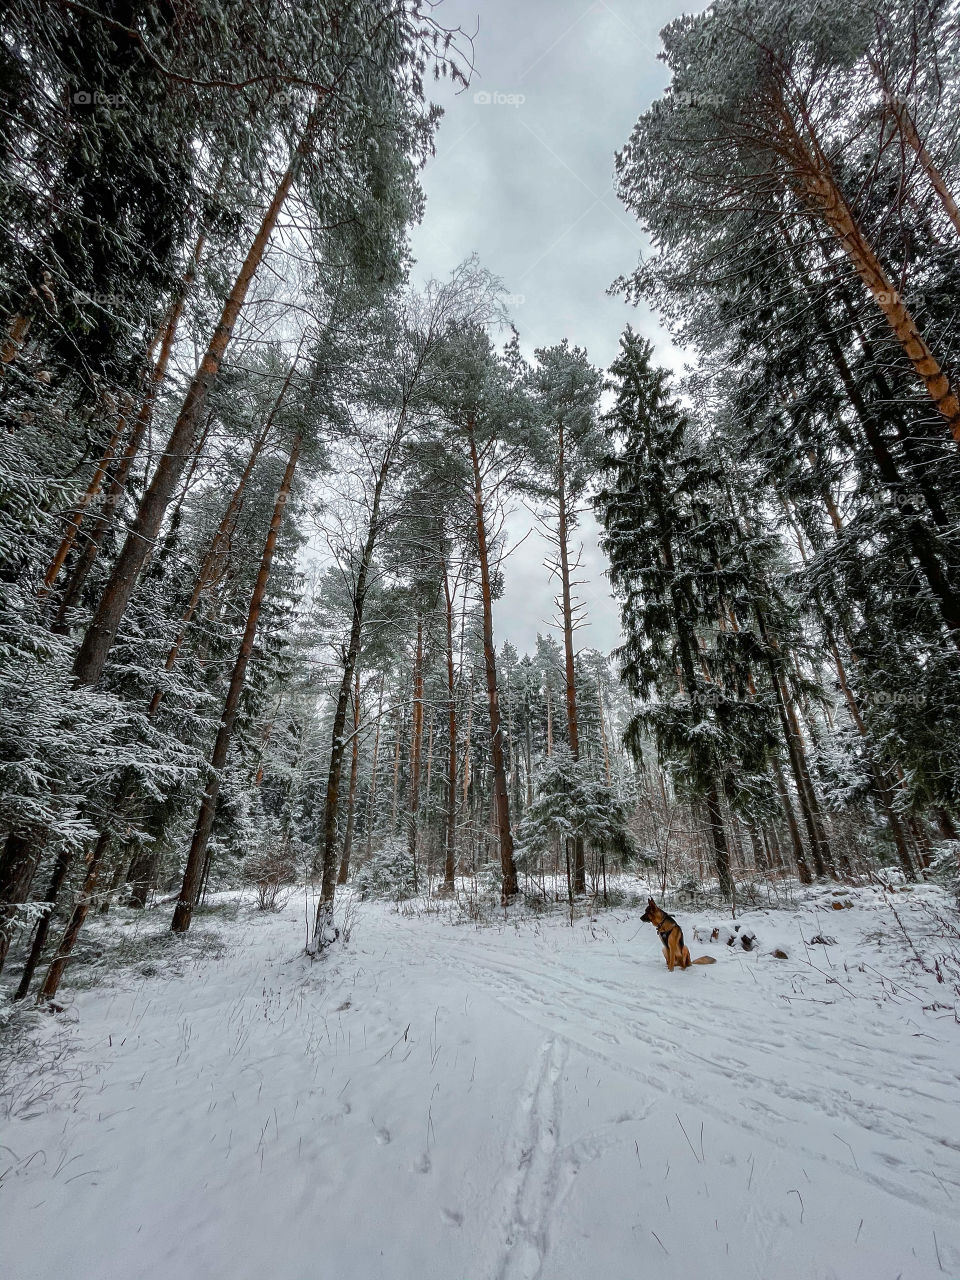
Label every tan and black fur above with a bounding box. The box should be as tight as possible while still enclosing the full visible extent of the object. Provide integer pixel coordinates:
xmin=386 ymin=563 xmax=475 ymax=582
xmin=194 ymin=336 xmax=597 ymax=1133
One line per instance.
xmin=640 ymin=898 xmax=716 ymax=971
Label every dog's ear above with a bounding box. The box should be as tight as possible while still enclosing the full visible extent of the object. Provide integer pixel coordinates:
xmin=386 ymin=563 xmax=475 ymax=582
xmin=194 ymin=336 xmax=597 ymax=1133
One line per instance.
xmin=647 ymin=897 xmax=656 ymax=907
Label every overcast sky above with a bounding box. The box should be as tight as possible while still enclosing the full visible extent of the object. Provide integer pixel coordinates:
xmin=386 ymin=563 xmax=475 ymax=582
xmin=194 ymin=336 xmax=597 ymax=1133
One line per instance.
xmin=408 ymin=0 xmax=699 ymax=657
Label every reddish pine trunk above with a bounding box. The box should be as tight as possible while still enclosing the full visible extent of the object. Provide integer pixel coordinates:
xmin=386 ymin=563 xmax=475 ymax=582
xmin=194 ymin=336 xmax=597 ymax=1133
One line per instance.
xmin=39 ymin=829 xmax=111 ymax=1000
xmin=871 ymin=62 xmax=960 ymax=238
xmin=777 ymin=102 xmax=960 ymax=443
xmin=781 ymin=226 xmax=960 ymax=640
xmin=54 ymin=232 xmax=206 ymax=628
xmin=41 ymin=407 xmax=129 ymax=594
xmin=72 ymin=125 xmax=312 ymax=691
xmin=147 ymin=358 xmax=298 ymax=717
xmin=29 ymin=361 xmax=285 ymax=972
xmin=466 ymin=420 xmax=517 ymax=899
xmin=1 ymin=310 xmax=32 ymax=365
xmin=171 ymin=434 xmax=302 ymax=933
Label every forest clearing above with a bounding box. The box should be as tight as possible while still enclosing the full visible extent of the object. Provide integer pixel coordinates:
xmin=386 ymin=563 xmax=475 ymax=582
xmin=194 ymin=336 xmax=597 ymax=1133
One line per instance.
xmin=2 ymin=883 xmax=959 ymax=1280
xmin=2 ymin=0 xmax=960 ymax=1274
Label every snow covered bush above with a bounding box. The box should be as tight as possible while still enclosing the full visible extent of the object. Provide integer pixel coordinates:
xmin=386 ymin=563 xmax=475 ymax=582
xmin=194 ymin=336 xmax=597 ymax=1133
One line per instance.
xmin=355 ymin=839 xmax=417 ymax=902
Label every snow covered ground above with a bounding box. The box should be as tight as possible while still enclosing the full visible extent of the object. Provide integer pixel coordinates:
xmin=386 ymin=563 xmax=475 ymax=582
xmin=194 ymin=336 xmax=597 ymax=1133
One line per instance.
xmin=2 ymin=881 xmax=959 ymax=1280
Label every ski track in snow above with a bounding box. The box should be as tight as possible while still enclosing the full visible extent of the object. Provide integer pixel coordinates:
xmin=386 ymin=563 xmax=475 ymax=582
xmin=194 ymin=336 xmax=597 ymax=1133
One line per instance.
xmin=400 ymin=925 xmax=960 ymax=1212
xmin=494 ymin=1036 xmax=565 ymax=1280
xmin=2 ymin=885 xmax=960 ymax=1280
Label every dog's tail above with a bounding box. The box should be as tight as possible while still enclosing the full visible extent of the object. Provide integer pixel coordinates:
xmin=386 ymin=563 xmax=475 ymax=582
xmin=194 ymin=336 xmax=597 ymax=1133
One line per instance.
xmin=691 ymin=955 xmax=716 ymax=965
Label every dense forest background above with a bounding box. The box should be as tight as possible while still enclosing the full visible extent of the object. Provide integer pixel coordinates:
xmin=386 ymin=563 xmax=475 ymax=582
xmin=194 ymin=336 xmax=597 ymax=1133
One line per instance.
xmin=1 ymin=0 xmax=958 ymax=1000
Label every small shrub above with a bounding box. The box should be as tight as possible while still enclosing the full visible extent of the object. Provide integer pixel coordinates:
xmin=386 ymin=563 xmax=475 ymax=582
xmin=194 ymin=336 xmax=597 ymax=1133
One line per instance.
xmin=245 ymin=837 xmax=297 ymax=911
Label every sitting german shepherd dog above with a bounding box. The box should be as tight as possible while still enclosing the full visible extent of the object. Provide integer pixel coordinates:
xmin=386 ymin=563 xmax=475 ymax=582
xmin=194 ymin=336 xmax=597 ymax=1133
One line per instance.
xmin=641 ymin=898 xmax=716 ymax=971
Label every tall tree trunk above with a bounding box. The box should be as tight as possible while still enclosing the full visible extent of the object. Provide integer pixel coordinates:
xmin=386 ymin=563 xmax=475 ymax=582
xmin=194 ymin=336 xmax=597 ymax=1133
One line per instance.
xmin=126 ymin=845 xmax=161 ymax=909
xmin=442 ymin=560 xmax=458 ymax=891
xmin=525 ymin=702 xmax=533 ymax=807
xmin=38 ymin=828 xmax=111 ymax=1000
xmin=0 ymin=830 xmax=46 ymax=974
xmin=597 ymin=675 xmax=612 ymax=783
xmin=424 ymin=711 xmax=434 ymax=815
xmin=171 ymin=433 xmax=302 ymax=933
xmin=337 ymin=669 xmax=362 ymax=885
xmin=13 ymin=846 xmax=72 ymax=998
xmin=41 ymin=404 xmax=130 ymax=594
xmin=314 ymin=451 xmax=392 ymax=941
xmin=1 ymin=309 xmax=33 ymax=365
xmin=72 ymin=121 xmax=313 ymax=691
xmin=365 ymin=678 xmax=384 ymax=862
xmin=147 ymin=358 xmax=298 ymax=717
xmin=466 ymin=420 xmax=517 ymax=899
xmin=407 ymin=617 xmax=425 ymax=891
xmin=654 ymin=484 xmax=732 ymax=898
xmin=390 ymin=702 xmax=402 ymax=836
xmin=25 ymin=346 xmax=283 ymax=957
xmin=770 ymin=758 xmax=810 ymax=882
xmin=768 ymin=659 xmax=830 ymax=878
xmin=825 ymin=623 xmax=915 ymax=879
xmin=872 ymin=64 xmax=960 ymax=238
xmin=703 ymin=784 xmax=733 ymax=899
xmin=53 ymin=230 xmax=207 ymax=628
xmin=462 ymin=679 xmax=473 ymax=809
xmin=780 ymin=108 xmax=960 ymax=442
xmin=556 ymin=425 xmax=585 ymax=893
xmin=782 ymin=224 xmax=960 ymax=638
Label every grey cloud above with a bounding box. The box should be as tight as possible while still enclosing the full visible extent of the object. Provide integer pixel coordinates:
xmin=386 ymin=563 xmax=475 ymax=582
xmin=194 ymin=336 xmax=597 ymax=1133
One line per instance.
xmin=410 ymin=0 xmax=700 ymax=654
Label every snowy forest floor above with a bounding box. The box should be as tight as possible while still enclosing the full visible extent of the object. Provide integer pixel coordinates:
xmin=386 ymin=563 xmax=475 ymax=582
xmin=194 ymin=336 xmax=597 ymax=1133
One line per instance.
xmin=2 ymin=880 xmax=960 ymax=1280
